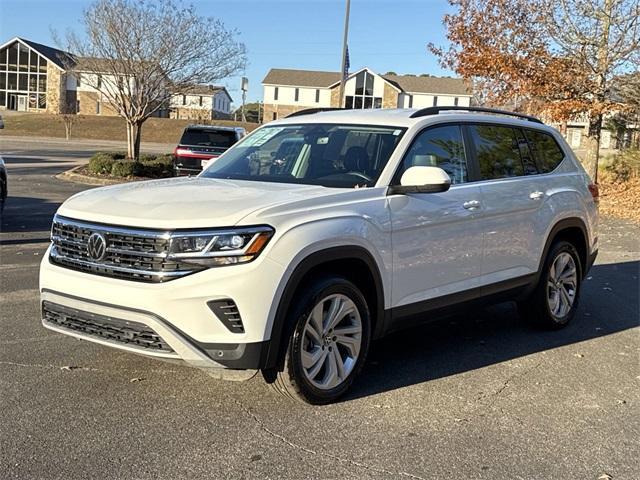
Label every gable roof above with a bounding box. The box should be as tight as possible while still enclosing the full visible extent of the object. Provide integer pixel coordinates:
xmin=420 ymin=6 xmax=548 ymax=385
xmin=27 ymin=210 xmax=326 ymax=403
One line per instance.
xmin=262 ymin=67 xmax=472 ymax=96
xmin=263 ymin=68 xmax=341 ymax=88
xmin=382 ymin=74 xmax=471 ymax=95
xmin=0 ymin=37 xmax=73 ymax=70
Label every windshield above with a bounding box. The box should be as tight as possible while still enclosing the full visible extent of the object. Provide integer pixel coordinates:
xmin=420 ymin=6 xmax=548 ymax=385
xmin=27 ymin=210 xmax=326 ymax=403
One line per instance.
xmin=180 ymin=129 xmax=238 ymax=149
xmin=199 ymin=124 xmax=406 ymax=188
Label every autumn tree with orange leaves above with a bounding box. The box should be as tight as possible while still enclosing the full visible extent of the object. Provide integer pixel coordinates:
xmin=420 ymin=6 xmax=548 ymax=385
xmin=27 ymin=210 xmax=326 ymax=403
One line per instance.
xmin=430 ymin=0 xmax=640 ymax=182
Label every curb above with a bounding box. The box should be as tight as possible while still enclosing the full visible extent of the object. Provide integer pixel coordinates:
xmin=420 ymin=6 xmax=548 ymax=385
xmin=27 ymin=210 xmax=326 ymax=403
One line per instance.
xmin=55 ymin=166 xmax=133 ymax=186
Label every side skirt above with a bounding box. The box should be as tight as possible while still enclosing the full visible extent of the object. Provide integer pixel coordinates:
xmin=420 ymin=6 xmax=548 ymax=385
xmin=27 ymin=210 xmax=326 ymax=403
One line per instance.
xmin=385 ymin=274 xmax=536 ymax=333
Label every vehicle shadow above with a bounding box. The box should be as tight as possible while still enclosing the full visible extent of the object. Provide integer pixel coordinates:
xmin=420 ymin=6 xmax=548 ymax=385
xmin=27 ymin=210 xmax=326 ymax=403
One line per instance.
xmin=346 ymin=260 xmax=639 ymax=401
xmin=0 ymin=196 xmax=62 ymax=235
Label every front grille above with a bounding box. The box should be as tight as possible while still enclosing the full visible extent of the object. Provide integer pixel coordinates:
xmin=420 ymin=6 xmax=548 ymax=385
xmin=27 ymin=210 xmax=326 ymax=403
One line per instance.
xmin=50 ymin=215 xmax=199 ymax=282
xmin=42 ymin=301 xmax=174 ymax=353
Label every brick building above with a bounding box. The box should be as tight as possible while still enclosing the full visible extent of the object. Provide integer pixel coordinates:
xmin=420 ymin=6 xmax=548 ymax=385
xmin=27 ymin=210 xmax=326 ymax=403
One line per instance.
xmin=262 ymin=67 xmax=473 ymax=121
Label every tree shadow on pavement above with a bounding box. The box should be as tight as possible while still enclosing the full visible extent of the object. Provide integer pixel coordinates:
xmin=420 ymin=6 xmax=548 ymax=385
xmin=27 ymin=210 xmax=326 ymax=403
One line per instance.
xmin=347 ymin=260 xmax=639 ymax=401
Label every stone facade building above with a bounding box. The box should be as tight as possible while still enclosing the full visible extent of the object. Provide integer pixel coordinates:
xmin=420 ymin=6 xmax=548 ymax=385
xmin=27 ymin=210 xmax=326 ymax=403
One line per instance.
xmin=262 ymin=67 xmax=473 ymax=121
xmin=0 ymin=37 xmax=228 ymax=121
xmin=169 ymin=85 xmax=233 ymax=120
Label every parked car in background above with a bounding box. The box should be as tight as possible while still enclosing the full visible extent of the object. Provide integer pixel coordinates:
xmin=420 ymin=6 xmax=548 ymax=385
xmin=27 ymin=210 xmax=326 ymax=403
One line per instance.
xmin=0 ymin=156 xmax=7 ymax=212
xmin=173 ymin=125 xmax=246 ymax=176
xmin=40 ymin=107 xmax=598 ymax=404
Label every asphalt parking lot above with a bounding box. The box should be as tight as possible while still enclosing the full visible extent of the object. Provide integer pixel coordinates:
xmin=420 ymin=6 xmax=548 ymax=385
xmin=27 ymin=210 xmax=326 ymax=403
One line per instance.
xmin=1 ymin=137 xmax=638 ymax=480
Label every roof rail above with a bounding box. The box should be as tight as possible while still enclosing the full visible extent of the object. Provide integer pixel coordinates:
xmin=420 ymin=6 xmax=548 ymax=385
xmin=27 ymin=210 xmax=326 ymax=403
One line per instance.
xmin=286 ymin=108 xmax=345 ymax=118
xmin=409 ymin=106 xmax=544 ymax=124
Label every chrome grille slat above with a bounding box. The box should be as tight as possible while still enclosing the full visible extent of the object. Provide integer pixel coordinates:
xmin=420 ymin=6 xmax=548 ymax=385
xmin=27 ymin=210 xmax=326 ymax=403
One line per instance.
xmin=49 ymin=215 xmax=199 ymax=283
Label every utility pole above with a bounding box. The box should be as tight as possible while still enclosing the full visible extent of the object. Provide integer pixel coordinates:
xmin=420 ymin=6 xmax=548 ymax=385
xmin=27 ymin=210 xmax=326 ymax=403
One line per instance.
xmin=337 ymin=0 xmax=351 ymax=108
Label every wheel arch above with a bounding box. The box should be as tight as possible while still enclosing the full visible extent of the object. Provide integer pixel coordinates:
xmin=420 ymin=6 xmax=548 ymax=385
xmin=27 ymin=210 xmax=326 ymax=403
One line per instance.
xmin=539 ymin=217 xmax=589 ymax=278
xmin=262 ymin=245 xmax=385 ymax=371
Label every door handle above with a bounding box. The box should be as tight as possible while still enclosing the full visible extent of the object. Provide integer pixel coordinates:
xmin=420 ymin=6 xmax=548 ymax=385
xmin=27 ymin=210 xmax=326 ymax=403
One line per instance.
xmin=529 ymin=191 xmax=544 ymax=200
xmin=463 ymin=200 xmax=481 ymax=210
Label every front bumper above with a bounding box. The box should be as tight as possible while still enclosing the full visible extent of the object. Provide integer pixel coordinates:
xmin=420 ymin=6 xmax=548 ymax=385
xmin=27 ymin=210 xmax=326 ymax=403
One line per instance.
xmin=40 ymin=246 xmax=287 ymax=378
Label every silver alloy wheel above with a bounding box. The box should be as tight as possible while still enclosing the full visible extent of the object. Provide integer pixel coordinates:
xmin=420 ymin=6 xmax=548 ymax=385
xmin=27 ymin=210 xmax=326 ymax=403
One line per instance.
xmin=300 ymin=293 xmax=362 ymax=390
xmin=547 ymin=252 xmax=578 ymax=319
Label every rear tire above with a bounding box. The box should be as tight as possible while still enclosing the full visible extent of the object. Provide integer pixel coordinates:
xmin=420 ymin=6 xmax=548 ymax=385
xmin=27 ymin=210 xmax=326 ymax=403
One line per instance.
xmin=269 ymin=275 xmax=371 ymax=404
xmin=519 ymin=240 xmax=582 ymax=329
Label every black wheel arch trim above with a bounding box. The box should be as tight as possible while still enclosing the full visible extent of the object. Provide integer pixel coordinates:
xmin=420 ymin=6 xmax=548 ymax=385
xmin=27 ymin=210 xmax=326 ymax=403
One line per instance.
xmin=537 ymin=217 xmax=592 ymax=280
xmin=263 ymin=245 xmax=385 ymax=371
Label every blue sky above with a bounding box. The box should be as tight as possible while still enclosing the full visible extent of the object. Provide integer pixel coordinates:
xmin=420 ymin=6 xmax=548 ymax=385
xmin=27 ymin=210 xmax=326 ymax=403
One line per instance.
xmin=0 ymin=0 xmax=456 ymax=105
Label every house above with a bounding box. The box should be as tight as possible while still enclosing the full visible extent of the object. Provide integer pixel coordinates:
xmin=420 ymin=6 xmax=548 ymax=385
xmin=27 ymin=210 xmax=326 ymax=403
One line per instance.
xmin=169 ymin=85 xmax=233 ymax=120
xmin=262 ymin=67 xmax=472 ymax=121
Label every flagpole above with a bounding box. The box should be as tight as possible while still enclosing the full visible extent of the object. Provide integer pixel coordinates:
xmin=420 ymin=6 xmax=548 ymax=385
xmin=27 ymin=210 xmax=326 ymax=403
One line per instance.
xmin=338 ymin=0 xmax=351 ymax=108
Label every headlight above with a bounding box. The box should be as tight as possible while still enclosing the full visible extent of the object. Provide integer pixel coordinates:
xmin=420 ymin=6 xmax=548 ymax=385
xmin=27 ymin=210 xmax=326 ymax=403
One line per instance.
xmin=167 ymin=226 xmax=274 ymax=267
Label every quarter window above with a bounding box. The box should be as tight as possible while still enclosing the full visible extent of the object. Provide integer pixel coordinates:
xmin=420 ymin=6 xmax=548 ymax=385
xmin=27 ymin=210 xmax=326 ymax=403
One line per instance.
xmin=524 ymin=129 xmax=565 ymax=173
xmin=469 ymin=124 xmax=524 ymax=180
xmin=397 ymin=125 xmax=468 ymax=184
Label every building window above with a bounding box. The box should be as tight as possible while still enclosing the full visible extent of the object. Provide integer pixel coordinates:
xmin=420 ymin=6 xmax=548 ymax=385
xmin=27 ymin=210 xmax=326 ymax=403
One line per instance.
xmin=315 ymin=89 xmax=320 ymax=103
xmin=199 ymin=96 xmax=203 ymax=106
xmin=96 ymin=101 xmax=101 ymax=114
xmin=294 ymin=88 xmax=299 ymax=102
xmin=454 ymin=97 xmax=459 ymax=106
xmin=0 ymin=42 xmax=48 ymax=110
xmin=96 ymin=74 xmax=102 ymax=89
xmin=433 ymin=96 xmax=438 ymax=106
xmin=272 ymin=112 xmax=277 ymax=120
xmin=408 ymin=95 xmax=413 ymax=108
xmin=274 ymin=87 xmax=279 ymax=101
xmin=182 ymin=94 xmax=187 ymax=105
xmin=76 ymin=74 xmax=81 ymax=87
xmin=349 ymin=70 xmax=379 ymax=109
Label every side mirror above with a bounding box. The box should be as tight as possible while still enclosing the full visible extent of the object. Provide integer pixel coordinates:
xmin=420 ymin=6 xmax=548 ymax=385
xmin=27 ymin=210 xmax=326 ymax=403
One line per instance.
xmin=388 ymin=166 xmax=451 ymax=195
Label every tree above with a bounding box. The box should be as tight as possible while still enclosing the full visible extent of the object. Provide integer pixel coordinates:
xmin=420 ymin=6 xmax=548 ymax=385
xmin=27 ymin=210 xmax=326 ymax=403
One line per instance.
xmin=431 ymin=0 xmax=640 ymax=181
xmin=233 ymin=102 xmax=261 ymax=123
xmin=63 ymin=0 xmax=246 ymax=160
xmin=57 ymin=114 xmax=83 ymax=140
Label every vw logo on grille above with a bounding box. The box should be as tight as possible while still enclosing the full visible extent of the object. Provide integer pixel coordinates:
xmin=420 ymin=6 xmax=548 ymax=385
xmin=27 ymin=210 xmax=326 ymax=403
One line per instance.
xmin=87 ymin=232 xmax=107 ymax=261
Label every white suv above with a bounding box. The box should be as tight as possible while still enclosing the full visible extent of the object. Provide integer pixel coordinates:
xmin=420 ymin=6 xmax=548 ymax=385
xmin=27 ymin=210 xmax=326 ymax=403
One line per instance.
xmin=40 ymin=107 xmax=599 ymax=404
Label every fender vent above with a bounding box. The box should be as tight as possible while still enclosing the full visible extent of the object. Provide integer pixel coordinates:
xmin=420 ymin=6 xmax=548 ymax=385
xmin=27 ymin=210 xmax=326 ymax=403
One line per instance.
xmin=208 ymin=299 xmax=244 ymax=333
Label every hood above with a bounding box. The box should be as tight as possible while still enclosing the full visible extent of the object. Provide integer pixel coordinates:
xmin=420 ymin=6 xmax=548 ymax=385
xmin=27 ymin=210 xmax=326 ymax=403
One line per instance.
xmin=57 ymin=177 xmax=331 ymax=229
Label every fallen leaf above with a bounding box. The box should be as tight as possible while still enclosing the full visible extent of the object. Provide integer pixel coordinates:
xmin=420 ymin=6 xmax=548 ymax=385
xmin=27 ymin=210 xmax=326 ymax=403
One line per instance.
xmin=129 ymin=377 xmax=145 ymax=383
xmin=573 ymin=353 xmax=585 ymax=358
xmin=598 ymin=473 xmax=613 ymax=480
xmin=60 ymin=365 xmax=81 ymax=371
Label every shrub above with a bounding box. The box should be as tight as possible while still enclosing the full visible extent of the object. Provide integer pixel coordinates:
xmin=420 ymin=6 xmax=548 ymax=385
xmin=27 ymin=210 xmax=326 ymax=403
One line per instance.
xmin=605 ymin=149 xmax=640 ymax=183
xmin=110 ymin=160 xmax=139 ymax=177
xmin=138 ymin=154 xmax=174 ymax=178
xmin=87 ymin=152 xmax=117 ymax=175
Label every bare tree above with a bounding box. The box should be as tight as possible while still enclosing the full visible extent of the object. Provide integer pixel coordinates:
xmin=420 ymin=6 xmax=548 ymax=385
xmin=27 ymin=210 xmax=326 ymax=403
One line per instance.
xmin=58 ymin=114 xmax=83 ymax=140
xmin=63 ymin=0 xmax=246 ymax=160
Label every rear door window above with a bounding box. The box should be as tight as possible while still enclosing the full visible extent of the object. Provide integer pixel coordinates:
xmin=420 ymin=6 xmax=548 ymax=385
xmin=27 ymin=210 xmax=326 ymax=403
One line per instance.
xmin=469 ymin=124 xmax=524 ymax=180
xmin=524 ymin=129 xmax=565 ymax=173
xmin=180 ymin=129 xmax=237 ymax=148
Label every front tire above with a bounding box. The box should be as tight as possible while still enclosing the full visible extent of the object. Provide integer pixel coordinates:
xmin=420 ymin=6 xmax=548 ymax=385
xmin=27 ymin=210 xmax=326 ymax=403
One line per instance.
xmin=270 ymin=275 xmax=371 ymax=404
xmin=520 ymin=240 xmax=582 ymax=329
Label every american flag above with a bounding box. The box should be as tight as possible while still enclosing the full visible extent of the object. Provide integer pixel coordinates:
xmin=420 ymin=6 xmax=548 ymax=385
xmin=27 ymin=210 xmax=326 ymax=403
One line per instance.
xmin=343 ymin=45 xmax=350 ymax=80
